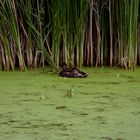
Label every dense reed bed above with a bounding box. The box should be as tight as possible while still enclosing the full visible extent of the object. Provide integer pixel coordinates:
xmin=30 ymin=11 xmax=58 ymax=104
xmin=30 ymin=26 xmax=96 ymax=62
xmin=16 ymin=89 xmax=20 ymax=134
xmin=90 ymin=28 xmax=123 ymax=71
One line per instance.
xmin=0 ymin=0 xmax=140 ymax=70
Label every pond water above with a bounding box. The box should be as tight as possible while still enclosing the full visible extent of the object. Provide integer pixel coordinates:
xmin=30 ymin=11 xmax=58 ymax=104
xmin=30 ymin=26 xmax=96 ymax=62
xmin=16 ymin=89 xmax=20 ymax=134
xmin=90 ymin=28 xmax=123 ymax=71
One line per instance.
xmin=0 ymin=67 xmax=140 ymax=140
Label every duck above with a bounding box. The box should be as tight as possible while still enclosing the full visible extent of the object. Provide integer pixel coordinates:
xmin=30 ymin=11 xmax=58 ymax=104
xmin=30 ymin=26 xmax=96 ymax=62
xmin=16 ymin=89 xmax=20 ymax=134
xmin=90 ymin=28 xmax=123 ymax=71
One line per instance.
xmin=71 ymin=67 xmax=87 ymax=78
xmin=59 ymin=63 xmax=71 ymax=78
xmin=59 ymin=63 xmax=87 ymax=78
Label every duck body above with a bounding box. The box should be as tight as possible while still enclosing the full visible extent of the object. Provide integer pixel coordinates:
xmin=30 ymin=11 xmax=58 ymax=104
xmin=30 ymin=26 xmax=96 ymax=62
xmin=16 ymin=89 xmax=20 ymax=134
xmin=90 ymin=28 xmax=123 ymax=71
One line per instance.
xmin=59 ymin=63 xmax=87 ymax=78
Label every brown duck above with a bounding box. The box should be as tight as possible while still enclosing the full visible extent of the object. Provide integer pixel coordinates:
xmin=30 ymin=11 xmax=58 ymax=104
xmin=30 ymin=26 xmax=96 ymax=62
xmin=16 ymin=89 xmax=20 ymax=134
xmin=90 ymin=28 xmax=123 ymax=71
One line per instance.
xmin=59 ymin=63 xmax=87 ymax=78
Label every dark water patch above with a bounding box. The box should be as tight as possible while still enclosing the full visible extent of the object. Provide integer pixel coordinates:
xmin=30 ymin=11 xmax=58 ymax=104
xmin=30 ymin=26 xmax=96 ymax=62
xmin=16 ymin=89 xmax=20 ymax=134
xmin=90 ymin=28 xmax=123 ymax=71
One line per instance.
xmin=94 ymin=116 xmax=105 ymax=120
xmin=43 ymin=103 xmax=55 ymax=106
xmin=32 ymin=132 xmax=39 ymax=134
xmin=20 ymin=92 xmax=43 ymax=96
xmin=77 ymin=84 xmax=83 ymax=88
xmin=32 ymin=92 xmax=44 ymax=96
xmin=89 ymin=101 xmax=109 ymax=106
xmin=0 ymin=112 xmax=13 ymax=117
xmin=131 ymin=111 xmax=140 ymax=115
xmin=78 ymin=91 xmax=93 ymax=95
xmin=12 ymin=122 xmax=70 ymax=130
xmin=47 ymin=123 xmax=72 ymax=131
xmin=93 ymin=94 xmax=116 ymax=102
xmin=101 ymin=95 xmax=114 ymax=99
xmin=94 ymin=108 xmax=106 ymax=112
xmin=120 ymin=74 xmax=134 ymax=79
xmin=100 ymin=121 xmax=106 ymax=124
xmin=129 ymin=97 xmax=140 ymax=102
xmin=6 ymin=120 xmax=48 ymax=129
xmin=0 ymin=121 xmax=10 ymax=125
xmin=109 ymin=92 xmax=116 ymax=95
xmin=59 ymin=133 xmax=69 ymax=136
xmin=8 ymin=120 xmax=21 ymax=123
xmin=93 ymin=116 xmax=106 ymax=124
xmin=3 ymin=130 xmax=17 ymax=134
xmin=92 ymin=92 xmax=102 ymax=95
xmin=20 ymin=99 xmax=40 ymax=102
xmin=43 ymin=86 xmax=48 ymax=89
xmin=52 ymin=85 xmax=57 ymax=88
xmin=82 ymin=81 xmax=121 ymax=85
xmin=0 ymin=103 xmax=9 ymax=105
xmin=20 ymin=92 xmax=30 ymax=95
xmin=104 ymin=82 xmax=120 ymax=85
xmin=79 ymin=113 xmax=89 ymax=116
xmin=13 ymin=124 xmax=39 ymax=129
xmin=14 ymin=101 xmax=22 ymax=105
xmin=89 ymin=100 xmax=97 ymax=104
xmin=116 ymin=138 xmax=125 ymax=140
xmin=101 ymin=136 xmax=113 ymax=140
xmin=49 ymin=123 xmax=64 ymax=127
xmin=43 ymin=85 xmax=56 ymax=89
xmin=94 ymin=101 xmax=110 ymax=105
xmin=100 ymin=95 xmax=117 ymax=101
xmin=127 ymin=80 xmax=140 ymax=83
xmin=0 ymin=120 xmax=21 ymax=125
xmin=56 ymin=106 xmax=67 ymax=110
xmin=90 ymin=95 xmax=100 ymax=99
xmin=70 ymin=110 xmax=89 ymax=116
xmin=89 ymin=136 xmax=97 ymax=139
xmin=101 ymin=95 xmax=111 ymax=98
xmin=79 ymin=92 xmax=116 ymax=99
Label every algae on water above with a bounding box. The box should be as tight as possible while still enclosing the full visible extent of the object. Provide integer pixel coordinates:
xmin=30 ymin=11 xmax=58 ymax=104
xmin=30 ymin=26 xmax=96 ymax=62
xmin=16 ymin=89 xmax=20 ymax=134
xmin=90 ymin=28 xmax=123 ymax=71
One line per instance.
xmin=0 ymin=67 xmax=140 ymax=140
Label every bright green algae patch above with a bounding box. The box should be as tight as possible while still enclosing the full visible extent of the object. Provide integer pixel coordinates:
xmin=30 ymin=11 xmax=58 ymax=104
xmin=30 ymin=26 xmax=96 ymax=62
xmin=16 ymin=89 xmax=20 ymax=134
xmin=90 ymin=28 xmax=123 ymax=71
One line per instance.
xmin=0 ymin=67 xmax=140 ymax=140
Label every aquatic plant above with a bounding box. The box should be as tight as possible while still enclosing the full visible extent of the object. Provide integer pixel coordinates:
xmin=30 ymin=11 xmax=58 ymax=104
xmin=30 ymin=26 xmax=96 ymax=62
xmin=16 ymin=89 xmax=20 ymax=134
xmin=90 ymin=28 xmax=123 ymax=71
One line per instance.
xmin=0 ymin=0 xmax=139 ymax=70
